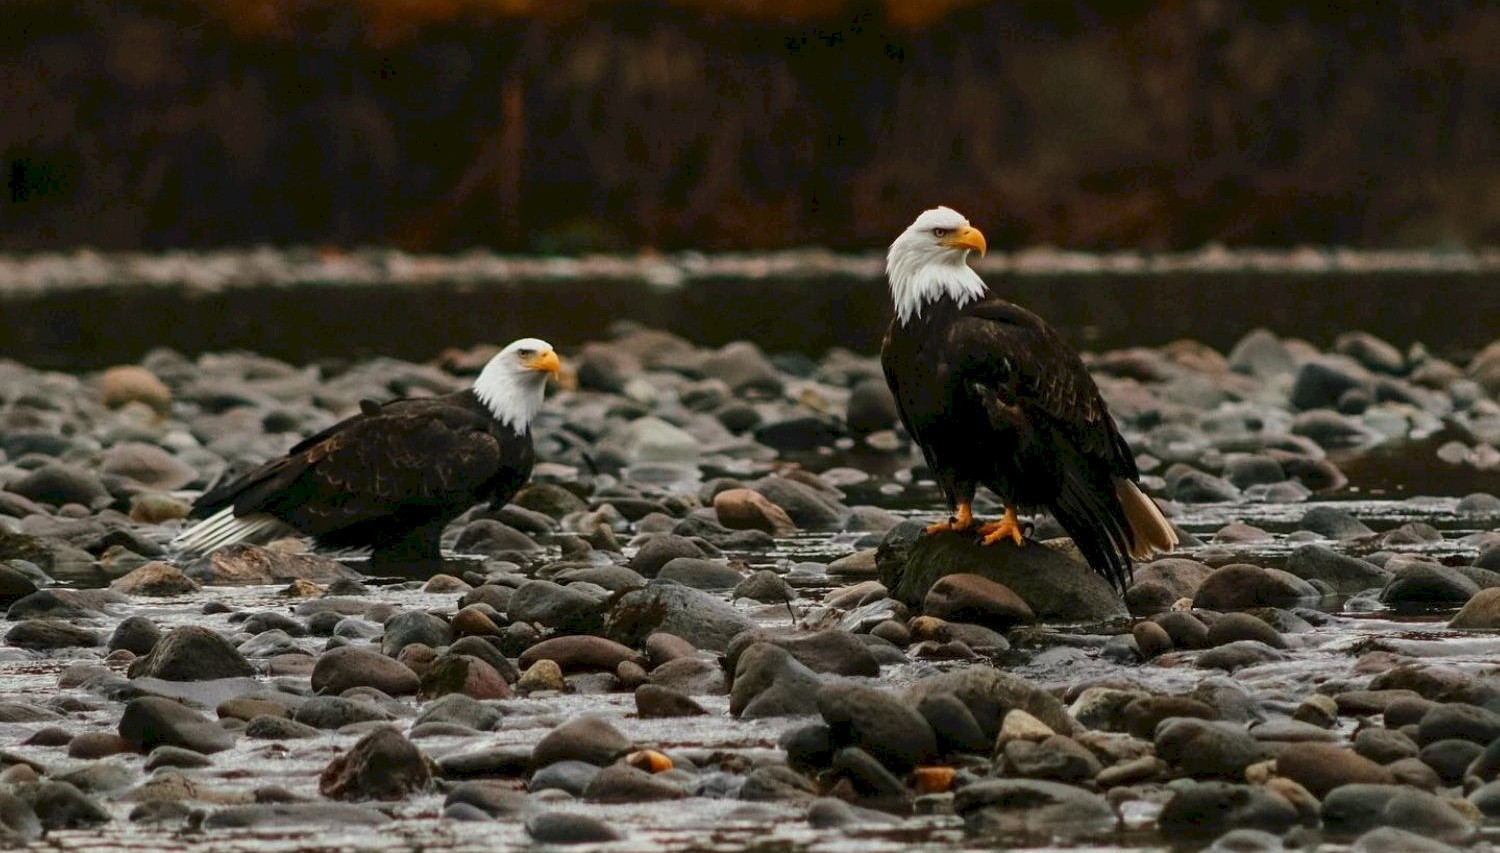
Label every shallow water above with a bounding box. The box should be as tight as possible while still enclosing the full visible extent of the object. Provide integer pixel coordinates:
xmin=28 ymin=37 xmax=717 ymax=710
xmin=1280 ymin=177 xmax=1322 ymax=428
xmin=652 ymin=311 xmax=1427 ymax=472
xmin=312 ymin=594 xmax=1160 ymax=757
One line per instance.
xmin=4 ymin=455 xmax=1497 ymax=852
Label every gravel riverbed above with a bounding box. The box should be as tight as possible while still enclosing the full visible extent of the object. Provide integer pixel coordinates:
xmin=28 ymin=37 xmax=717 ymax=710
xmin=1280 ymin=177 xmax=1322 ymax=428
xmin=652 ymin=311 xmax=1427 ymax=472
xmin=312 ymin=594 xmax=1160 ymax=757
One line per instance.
xmin=2 ymin=319 xmax=1500 ymax=852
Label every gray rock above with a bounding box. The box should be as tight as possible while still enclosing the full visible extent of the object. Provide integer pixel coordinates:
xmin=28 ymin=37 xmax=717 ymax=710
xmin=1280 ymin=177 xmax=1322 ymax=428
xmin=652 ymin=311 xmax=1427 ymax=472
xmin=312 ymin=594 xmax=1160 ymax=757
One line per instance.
xmin=524 ymin=811 xmax=623 ymax=844
xmin=1298 ymin=506 xmax=1375 ymax=539
xmin=635 ymin=684 xmax=708 ymax=718
xmin=752 ymin=476 xmax=848 ymax=529
xmin=202 ymin=803 xmax=390 ymax=828
xmin=508 ymin=580 xmax=607 ymax=633
xmin=292 ymin=696 xmax=393 ymax=729
xmin=1155 ymin=718 xmax=1271 ymax=779
xmin=380 ymin=611 xmax=452 ymax=657
xmin=528 ymin=760 xmax=600 ymax=796
xmin=1291 ymin=359 xmax=1370 ymax=411
xmin=7 ymin=463 xmax=110 ymax=508
xmin=1204 ymin=612 xmax=1287 ymax=649
xmin=0 ymin=561 xmax=39 ymax=607
xmin=723 ymin=628 xmax=880 ymax=680
xmin=1001 ymin=734 xmax=1102 ymax=783
xmin=648 ymin=657 xmax=726 ymax=695
xmin=1285 ymin=544 xmax=1390 ymax=594
xmin=15 ymin=781 xmax=110 ymax=830
xmin=606 ymin=582 xmax=755 ymax=651
xmin=583 ymin=763 xmax=685 ymax=803
xmin=1193 ymin=563 xmax=1320 ymax=610
xmin=1170 ymin=469 xmax=1242 ymax=503
xmin=954 ymin=779 xmax=1115 ymax=840
xmin=845 ymin=378 xmax=899 ymax=436
xmin=1381 ymin=561 xmax=1480 ymax=606
xmin=904 ymin=666 xmax=1078 ymax=738
xmin=244 ymin=715 xmax=320 ymax=740
xmin=127 ymin=625 xmax=254 ymax=681
xmin=657 ymin=557 xmax=744 ymax=590
xmin=1352 ymin=827 xmax=1460 ymax=853
xmin=1196 ymin=640 xmax=1289 ymax=671
xmin=1419 ymin=738 xmax=1483 ymax=785
xmin=453 ymin=519 xmax=539 ymax=555
xmin=733 ymin=569 xmax=795 ymax=603
xmin=730 ymin=644 xmax=823 ymax=718
xmin=817 ymin=682 xmax=936 ymax=772
xmin=119 ymin=696 xmax=234 ymax=754
xmin=6 ymin=619 xmax=99 ymax=649
xmin=877 ymin=522 xmax=1126 ymax=623
xmin=414 ymin=693 xmax=503 ymax=731
xmin=318 ymin=726 xmax=431 ymax=801
xmin=1157 ymin=781 xmax=1299 ymax=840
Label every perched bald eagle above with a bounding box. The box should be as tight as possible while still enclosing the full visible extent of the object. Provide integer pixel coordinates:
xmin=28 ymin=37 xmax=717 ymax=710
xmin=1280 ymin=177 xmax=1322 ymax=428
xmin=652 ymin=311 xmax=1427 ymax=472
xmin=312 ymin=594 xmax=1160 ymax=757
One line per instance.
xmin=173 ymin=338 xmax=561 ymax=563
xmin=881 ymin=207 xmax=1176 ymax=594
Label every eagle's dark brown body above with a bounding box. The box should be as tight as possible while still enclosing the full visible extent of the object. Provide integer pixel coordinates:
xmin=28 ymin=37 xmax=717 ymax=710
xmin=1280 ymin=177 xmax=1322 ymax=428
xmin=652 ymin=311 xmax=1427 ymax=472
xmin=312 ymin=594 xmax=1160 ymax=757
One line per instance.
xmin=189 ymin=389 xmax=535 ymax=563
xmin=882 ymin=296 xmax=1141 ymax=593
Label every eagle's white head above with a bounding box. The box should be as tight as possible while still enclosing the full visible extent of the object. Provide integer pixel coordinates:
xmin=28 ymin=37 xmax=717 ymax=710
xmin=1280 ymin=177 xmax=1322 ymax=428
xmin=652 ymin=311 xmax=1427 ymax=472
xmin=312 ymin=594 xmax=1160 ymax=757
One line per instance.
xmin=473 ymin=337 xmax=561 ymax=433
xmin=886 ymin=206 xmax=989 ymax=325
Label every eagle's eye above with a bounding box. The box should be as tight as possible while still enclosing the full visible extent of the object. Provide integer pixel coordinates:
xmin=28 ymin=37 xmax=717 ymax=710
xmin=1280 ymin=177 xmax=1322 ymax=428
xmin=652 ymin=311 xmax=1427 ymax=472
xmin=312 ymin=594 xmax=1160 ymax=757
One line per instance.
xmin=516 ymin=348 xmax=535 ymax=358
xmin=932 ymin=228 xmax=950 ymax=238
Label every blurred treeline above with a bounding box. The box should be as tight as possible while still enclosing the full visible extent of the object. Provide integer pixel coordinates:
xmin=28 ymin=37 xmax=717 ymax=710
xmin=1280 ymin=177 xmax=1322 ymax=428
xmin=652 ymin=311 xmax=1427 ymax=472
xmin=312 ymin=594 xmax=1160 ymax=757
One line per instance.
xmin=4 ymin=0 xmax=1499 ymax=252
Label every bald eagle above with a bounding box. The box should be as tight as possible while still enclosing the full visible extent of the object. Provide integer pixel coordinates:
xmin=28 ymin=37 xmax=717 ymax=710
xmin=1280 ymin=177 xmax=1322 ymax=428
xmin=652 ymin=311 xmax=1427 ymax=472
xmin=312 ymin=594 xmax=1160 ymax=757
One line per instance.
xmin=881 ymin=207 xmax=1176 ymax=594
xmin=173 ymin=338 xmax=561 ymax=564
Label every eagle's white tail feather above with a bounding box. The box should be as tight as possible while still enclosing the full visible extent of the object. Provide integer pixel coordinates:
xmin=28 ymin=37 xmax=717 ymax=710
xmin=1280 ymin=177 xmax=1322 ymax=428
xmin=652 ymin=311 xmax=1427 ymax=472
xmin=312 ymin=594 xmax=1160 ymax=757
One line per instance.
xmin=1115 ymin=479 xmax=1178 ymax=559
xmin=172 ymin=507 xmax=295 ymax=555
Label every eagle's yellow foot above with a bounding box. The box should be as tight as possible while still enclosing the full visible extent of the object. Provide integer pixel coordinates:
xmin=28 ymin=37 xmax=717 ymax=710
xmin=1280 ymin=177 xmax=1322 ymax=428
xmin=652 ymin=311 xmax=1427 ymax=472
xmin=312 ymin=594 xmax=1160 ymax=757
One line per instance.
xmin=925 ymin=501 xmax=974 ymax=535
xmin=978 ymin=507 xmax=1026 ymax=547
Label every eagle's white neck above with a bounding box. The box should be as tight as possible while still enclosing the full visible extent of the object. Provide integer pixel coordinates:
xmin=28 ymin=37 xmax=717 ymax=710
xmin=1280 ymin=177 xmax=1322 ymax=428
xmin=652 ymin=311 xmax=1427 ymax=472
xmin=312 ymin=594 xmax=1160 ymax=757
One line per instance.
xmin=472 ymin=361 xmax=546 ymax=435
xmin=886 ymin=247 xmax=987 ymax=325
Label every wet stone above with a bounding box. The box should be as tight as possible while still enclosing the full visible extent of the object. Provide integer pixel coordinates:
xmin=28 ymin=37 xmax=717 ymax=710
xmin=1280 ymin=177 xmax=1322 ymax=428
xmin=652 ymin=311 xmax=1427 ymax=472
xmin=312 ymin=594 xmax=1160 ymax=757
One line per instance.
xmin=528 ymin=760 xmax=601 ymax=796
xmin=127 ymin=625 xmax=254 ymax=681
xmin=1416 ymin=702 xmax=1500 ymax=745
xmin=244 ymin=715 xmax=320 ymax=740
xmin=292 ymin=696 xmax=393 ymax=729
xmin=1155 ymin=718 xmax=1270 ymax=780
xmin=5 ymin=619 xmax=99 ymax=650
xmin=519 ymin=635 xmax=640 ymax=673
xmin=1204 ymin=612 xmax=1287 ymax=648
xmin=1276 ymin=742 xmax=1394 ymax=797
xmin=524 ymin=811 xmax=624 ymax=844
xmin=119 ymin=696 xmax=234 ymax=754
xmin=635 ymin=683 xmax=707 ymax=718
xmin=1157 ymin=781 xmax=1300 ymax=840
xmin=532 ymin=715 xmax=632 ymax=767
xmin=817 ymin=682 xmax=936 ymax=772
xmin=319 ymin=726 xmax=432 ymax=801
xmin=312 ymin=646 xmax=420 ymax=696
xmin=380 ymin=610 xmax=452 ymax=657
xmin=583 ymin=762 xmax=685 ymax=803
xmin=418 ymin=653 xmax=511 ymax=700
xmin=16 ymin=781 xmax=111 ymax=830
xmin=730 ymin=643 xmax=823 ymax=719
xmin=954 ymin=779 xmax=1116 ymax=841
xmin=607 ymin=582 xmax=754 ymax=651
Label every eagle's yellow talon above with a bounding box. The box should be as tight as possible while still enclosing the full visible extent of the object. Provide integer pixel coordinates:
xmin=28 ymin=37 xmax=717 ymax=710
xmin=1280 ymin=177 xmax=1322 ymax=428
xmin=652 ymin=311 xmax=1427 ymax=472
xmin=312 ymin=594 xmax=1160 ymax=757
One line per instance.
xmin=925 ymin=501 xmax=974 ymax=535
xmin=977 ymin=507 xmax=1025 ymax=547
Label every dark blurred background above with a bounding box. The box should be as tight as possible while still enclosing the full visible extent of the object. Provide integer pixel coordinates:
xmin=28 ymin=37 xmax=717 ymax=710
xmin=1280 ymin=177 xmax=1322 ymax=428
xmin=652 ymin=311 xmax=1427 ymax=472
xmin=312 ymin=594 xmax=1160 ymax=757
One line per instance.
xmin=4 ymin=0 xmax=1499 ymax=253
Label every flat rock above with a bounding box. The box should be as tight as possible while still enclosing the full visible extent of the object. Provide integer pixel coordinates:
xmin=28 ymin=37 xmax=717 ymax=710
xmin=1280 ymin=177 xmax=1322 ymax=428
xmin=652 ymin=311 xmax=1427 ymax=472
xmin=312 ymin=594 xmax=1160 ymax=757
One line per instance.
xmin=1276 ymin=742 xmax=1394 ymax=797
xmin=954 ymin=778 xmax=1115 ymax=840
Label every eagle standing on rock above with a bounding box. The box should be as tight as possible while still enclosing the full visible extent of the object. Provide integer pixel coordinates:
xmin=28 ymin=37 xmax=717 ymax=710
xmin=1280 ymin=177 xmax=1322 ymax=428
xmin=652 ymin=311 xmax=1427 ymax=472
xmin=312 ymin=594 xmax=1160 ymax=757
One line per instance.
xmin=880 ymin=206 xmax=1176 ymax=594
xmin=173 ymin=338 xmax=561 ymax=564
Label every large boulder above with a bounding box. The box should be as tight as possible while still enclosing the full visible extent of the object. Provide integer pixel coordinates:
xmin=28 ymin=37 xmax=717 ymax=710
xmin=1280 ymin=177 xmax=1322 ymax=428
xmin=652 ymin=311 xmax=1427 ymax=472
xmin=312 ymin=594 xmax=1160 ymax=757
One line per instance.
xmin=876 ymin=521 xmax=1125 ymax=623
